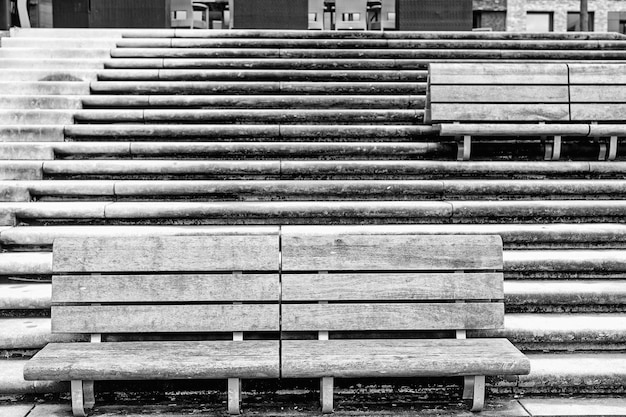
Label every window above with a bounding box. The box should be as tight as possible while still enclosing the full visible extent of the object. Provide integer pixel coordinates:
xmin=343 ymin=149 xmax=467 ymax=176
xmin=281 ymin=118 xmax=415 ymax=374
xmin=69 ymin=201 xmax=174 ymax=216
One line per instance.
xmin=621 ymin=20 xmax=626 ymax=34
xmin=567 ymin=11 xmax=595 ymax=31
xmin=527 ymin=12 xmax=553 ymax=32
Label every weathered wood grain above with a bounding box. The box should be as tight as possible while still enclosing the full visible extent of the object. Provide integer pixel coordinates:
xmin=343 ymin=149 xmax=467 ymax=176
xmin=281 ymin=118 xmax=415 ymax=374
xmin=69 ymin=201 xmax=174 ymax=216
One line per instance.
xmin=281 ymin=234 xmax=502 ymax=271
xmin=282 ymin=302 xmax=503 ymax=331
xmin=570 ymin=86 xmax=626 ymax=103
xmin=24 ymin=340 xmax=279 ymax=380
xmin=438 ymin=123 xmax=590 ymax=136
xmin=53 ymin=274 xmax=280 ymax=303
xmin=52 ymin=304 xmax=279 ymax=333
xmin=430 ymin=103 xmax=570 ymax=122
xmin=569 ymin=64 xmax=626 ymax=84
xmin=430 ymin=85 xmax=569 ymax=103
xmin=281 ymin=339 xmax=530 ymax=378
xmin=429 ymin=63 xmax=568 ymax=84
xmin=281 ymin=273 xmax=503 ymax=301
xmin=571 ymin=104 xmax=626 ymax=121
xmin=52 ymin=235 xmax=279 ymax=273
xmin=588 ymin=124 xmax=626 ymax=136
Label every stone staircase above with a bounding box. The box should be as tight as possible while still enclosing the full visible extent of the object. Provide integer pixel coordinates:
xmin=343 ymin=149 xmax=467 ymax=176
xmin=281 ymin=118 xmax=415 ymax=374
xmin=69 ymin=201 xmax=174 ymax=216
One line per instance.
xmin=1 ymin=28 xmax=626 ymax=400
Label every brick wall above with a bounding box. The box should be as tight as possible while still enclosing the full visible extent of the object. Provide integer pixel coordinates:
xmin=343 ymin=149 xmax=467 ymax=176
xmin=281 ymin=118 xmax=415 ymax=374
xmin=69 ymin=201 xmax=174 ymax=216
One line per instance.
xmin=504 ymin=0 xmax=626 ymax=32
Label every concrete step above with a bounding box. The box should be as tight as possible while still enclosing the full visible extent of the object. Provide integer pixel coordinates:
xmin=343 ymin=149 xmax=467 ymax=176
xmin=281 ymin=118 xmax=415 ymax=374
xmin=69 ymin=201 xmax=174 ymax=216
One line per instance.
xmin=105 ymin=58 xmax=430 ymax=70
xmin=0 ymin=96 xmax=83 ymax=110
xmin=96 ymin=68 xmax=428 ymax=82
xmin=0 ymin=82 xmax=89 ymax=96
xmin=5 ymin=179 xmax=626 ymax=201
xmin=0 ymin=161 xmax=43 ymax=180
xmin=3 ymin=200 xmax=626 ymax=224
xmin=89 ymin=81 xmax=426 ymax=95
xmin=0 ymin=69 xmax=98 ymax=82
xmin=109 ymin=47 xmax=626 ymax=60
xmin=0 ymin=142 xmax=444 ymax=160
xmin=64 ymin=124 xmax=435 ymax=140
xmin=505 ymin=280 xmax=626 ymax=310
xmin=4 ymin=224 xmax=626 ymax=249
xmin=6 ymin=161 xmax=626 ymax=180
xmin=0 ymin=48 xmax=111 ymax=59
xmin=112 ymin=37 xmax=626 ymax=50
xmin=0 ymin=360 xmax=64 ymax=394
xmin=0 ymin=318 xmax=85 ymax=350
xmin=0 ymin=58 xmax=106 ymax=69
xmin=519 ymin=353 xmax=626 ymax=394
xmin=73 ymin=109 xmax=424 ymax=124
xmin=476 ymin=314 xmax=626 ymax=350
xmin=0 ymin=283 xmax=50 ymax=309
xmin=0 ymin=110 xmax=75 ymax=125
xmin=0 ymin=252 xmax=51 ymax=275
xmin=1 ymin=38 xmax=118 ymax=49
xmin=0 ymin=126 xmax=64 ymax=142
xmin=81 ymin=94 xmax=425 ymax=109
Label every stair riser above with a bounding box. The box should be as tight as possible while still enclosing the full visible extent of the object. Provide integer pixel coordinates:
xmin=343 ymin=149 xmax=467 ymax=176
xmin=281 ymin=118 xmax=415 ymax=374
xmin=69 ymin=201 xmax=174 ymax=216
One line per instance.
xmin=89 ymin=82 xmax=426 ymax=95
xmin=97 ymin=70 xmax=428 ymax=82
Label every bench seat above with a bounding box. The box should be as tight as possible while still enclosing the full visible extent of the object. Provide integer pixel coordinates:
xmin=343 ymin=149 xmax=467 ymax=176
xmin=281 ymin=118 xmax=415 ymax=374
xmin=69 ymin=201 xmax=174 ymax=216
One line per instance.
xmin=24 ymin=340 xmax=280 ymax=381
xmin=282 ymin=339 xmax=529 ymax=378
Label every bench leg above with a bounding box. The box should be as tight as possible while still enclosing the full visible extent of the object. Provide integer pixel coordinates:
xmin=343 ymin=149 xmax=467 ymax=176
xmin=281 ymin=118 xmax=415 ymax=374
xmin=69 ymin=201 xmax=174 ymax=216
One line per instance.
xmin=320 ymin=376 xmax=334 ymax=413
xmin=228 ymin=378 xmax=241 ymax=415
xmin=83 ymin=381 xmax=95 ymax=410
xmin=456 ymin=135 xmax=471 ymax=161
xmin=462 ymin=375 xmax=474 ymax=400
xmin=469 ymin=375 xmax=485 ymax=412
xmin=608 ymin=136 xmax=618 ymax=161
xmin=71 ymin=380 xmax=87 ymax=417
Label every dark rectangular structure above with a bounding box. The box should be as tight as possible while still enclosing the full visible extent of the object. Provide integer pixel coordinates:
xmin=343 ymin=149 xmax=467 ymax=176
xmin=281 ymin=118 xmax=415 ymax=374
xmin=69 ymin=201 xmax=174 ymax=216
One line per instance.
xmin=398 ymin=0 xmax=472 ymax=31
xmin=53 ymin=0 xmax=170 ymax=28
xmin=232 ymin=0 xmax=307 ymax=29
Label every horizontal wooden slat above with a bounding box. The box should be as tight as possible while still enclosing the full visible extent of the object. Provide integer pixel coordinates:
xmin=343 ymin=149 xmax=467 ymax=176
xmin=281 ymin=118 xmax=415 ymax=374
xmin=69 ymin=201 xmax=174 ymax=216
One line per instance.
xmin=24 ymin=340 xmax=279 ymax=380
xmin=570 ymin=86 xmax=626 ymax=103
xmin=438 ymin=123 xmax=591 ymax=137
xmin=429 ymin=63 xmax=568 ymax=84
xmin=282 ymin=272 xmax=503 ymax=301
xmin=430 ymin=85 xmax=569 ymax=103
xmin=52 ymin=235 xmax=279 ymax=273
xmin=52 ymin=304 xmax=279 ymax=333
xmin=430 ymin=103 xmax=570 ymax=122
xmin=282 ymin=339 xmax=529 ymax=378
xmin=282 ymin=302 xmax=503 ymax=331
xmin=571 ymin=104 xmax=626 ymax=121
xmin=569 ymin=64 xmax=626 ymax=84
xmin=281 ymin=234 xmax=502 ymax=271
xmin=53 ymin=274 xmax=279 ymax=303
xmin=588 ymin=124 xmax=626 ymax=136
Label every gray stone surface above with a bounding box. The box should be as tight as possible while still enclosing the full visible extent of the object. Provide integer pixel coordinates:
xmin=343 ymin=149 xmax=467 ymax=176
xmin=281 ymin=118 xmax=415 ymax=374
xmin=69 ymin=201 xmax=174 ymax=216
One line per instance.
xmin=520 ymin=398 xmax=626 ymax=416
xmin=0 ymin=404 xmax=34 ymax=417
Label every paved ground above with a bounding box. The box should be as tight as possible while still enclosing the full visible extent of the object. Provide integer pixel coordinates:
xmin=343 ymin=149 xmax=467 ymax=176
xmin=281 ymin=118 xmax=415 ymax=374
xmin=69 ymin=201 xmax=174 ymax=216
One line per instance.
xmin=1 ymin=397 xmax=626 ymax=416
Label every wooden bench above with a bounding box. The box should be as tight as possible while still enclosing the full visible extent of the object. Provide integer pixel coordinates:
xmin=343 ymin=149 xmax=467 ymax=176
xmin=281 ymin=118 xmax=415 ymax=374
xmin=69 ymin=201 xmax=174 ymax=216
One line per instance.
xmin=280 ymin=232 xmax=530 ymax=412
xmin=427 ymin=63 xmax=622 ymax=161
xmin=23 ymin=234 xmax=280 ymax=416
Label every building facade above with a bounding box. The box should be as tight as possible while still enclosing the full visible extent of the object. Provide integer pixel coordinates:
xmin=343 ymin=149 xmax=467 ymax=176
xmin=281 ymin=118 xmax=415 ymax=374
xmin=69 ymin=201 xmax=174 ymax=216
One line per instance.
xmin=474 ymin=0 xmax=626 ymax=33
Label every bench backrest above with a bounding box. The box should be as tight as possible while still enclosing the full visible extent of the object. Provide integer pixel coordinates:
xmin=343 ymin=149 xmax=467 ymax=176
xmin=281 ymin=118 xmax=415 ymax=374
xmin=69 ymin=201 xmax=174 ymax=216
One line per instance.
xmin=280 ymin=233 xmax=504 ymax=333
xmin=428 ymin=63 xmax=626 ymax=124
xmin=569 ymin=63 xmax=626 ymax=121
xmin=427 ymin=63 xmax=570 ymax=123
xmin=51 ymin=235 xmax=280 ymax=335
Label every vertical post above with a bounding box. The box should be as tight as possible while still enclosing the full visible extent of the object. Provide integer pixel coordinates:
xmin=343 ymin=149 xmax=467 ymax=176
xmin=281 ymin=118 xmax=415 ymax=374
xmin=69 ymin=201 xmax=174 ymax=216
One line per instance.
xmin=318 ymin=274 xmax=333 ymax=413
xmin=0 ymin=0 xmax=10 ymax=31
xmin=580 ymin=0 xmax=589 ymax=31
xmin=228 ymin=275 xmax=243 ymax=415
